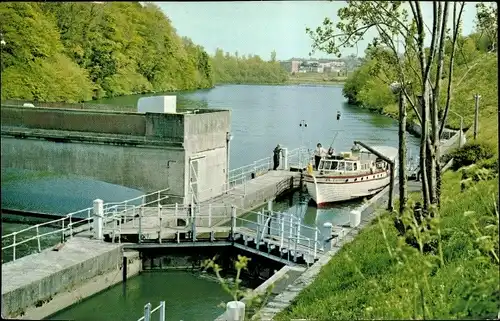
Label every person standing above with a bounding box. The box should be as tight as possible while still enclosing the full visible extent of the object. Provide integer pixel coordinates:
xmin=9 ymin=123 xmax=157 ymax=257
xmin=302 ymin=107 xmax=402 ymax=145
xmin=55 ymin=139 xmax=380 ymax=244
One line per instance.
xmin=314 ymin=143 xmax=327 ymax=169
xmin=273 ymin=144 xmax=282 ymax=170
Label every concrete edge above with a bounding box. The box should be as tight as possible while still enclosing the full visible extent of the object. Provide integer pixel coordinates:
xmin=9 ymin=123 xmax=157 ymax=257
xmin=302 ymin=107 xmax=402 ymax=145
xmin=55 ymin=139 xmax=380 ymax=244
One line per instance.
xmin=214 ymin=265 xmax=306 ymax=321
xmin=252 ymin=186 xmax=392 ymax=320
xmin=16 ymin=250 xmax=141 ymax=320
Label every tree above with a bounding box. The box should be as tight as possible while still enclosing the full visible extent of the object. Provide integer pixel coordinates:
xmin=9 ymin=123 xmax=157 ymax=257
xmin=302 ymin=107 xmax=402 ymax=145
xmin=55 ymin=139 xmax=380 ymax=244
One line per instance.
xmin=475 ymin=3 xmax=497 ymax=52
xmin=306 ymin=1 xmax=466 ymax=211
xmin=270 ymin=50 xmax=277 ymax=62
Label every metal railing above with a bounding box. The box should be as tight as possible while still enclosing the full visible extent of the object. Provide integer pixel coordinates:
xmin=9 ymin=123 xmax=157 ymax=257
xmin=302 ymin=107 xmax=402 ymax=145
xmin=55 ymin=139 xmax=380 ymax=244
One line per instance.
xmin=185 ymin=146 xmax=310 ymax=203
xmin=1 ymin=147 xmax=313 ymax=262
xmin=99 ymin=199 xmax=324 ymax=263
xmin=1 ymin=189 xmax=169 ymax=262
xmin=234 ymin=209 xmax=323 ymax=264
xmin=225 ymin=146 xmax=310 ymax=190
xmin=137 ymin=301 xmax=165 ymax=321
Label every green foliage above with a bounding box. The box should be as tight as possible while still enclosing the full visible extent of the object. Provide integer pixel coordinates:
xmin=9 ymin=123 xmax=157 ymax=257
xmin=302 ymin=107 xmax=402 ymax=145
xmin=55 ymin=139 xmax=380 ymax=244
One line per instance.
xmin=0 ymin=2 xmax=214 ymax=102
xmin=210 ymin=49 xmax=289 ymax=85
xmin=310 ymin=2 xmax=497 ymax=151
xmin=203 ymin=255 xmax=283 ymax=320
xmin=448 ymin=141 xmax=495 ymax=171
xmin=274 ymin=171 xmax=499 ymax=320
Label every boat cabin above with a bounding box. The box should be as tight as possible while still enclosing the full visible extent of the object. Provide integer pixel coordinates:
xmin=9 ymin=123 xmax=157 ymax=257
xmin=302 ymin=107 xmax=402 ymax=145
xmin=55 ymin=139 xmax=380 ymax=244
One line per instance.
xmin=316 ymin=145 xmax=389 ymax=175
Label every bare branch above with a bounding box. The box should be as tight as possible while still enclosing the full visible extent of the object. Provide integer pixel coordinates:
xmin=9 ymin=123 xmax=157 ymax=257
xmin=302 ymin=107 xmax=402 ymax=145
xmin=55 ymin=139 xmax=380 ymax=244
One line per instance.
xmin=310 ymin=23 xmax=376 ymax=53
xmin=423 ymin=1 xmax=440 ymax=84
xmin=431 ymin=1 xmax=449 ymax=145
xmin=376 ymin=4 xmax=418 ymax=43
xmin=439 ymin=2 xmax=465 ymax=137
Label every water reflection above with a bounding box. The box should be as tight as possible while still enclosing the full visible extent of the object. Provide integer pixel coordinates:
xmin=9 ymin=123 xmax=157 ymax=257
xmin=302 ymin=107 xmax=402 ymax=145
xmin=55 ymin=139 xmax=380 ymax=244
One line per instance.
xmin=1 ymin=168 xmax=143 ymax=215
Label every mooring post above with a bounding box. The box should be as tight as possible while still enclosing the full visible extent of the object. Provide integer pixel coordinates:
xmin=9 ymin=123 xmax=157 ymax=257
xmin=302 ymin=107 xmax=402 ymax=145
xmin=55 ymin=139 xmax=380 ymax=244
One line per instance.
xmin=226 ymin=301 xmax=245 ymax=321
xmin=230 ymin=205 xmax=237 ymax=241
xmin=349 ymin=210 xmax=361 ymax=228
xmin=267 ymin=199 xmax=273 ymax=213
xmin=322 ymin=222 xmax=333 ymax=251
xmin=93 ymin=199 xmax=104 ymax=240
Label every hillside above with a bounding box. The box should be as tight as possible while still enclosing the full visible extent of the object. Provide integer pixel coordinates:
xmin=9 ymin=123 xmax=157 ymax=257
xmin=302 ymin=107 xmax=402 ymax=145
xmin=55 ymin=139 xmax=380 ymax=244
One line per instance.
xmin=0 ymin=2 xmax=290 ymax=104
xmin=0 ymin=2 xmax=214 ymax=103
xmin=342 ymin=36 xmax=498 ymax=148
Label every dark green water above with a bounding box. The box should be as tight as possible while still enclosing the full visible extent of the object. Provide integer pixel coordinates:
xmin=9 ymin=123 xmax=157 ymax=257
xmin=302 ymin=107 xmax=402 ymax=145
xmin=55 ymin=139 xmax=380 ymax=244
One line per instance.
xmin=48 ymin=271 xmax=230 ymax=321
xmin=2 ymin=84 xmax=421 ymax=320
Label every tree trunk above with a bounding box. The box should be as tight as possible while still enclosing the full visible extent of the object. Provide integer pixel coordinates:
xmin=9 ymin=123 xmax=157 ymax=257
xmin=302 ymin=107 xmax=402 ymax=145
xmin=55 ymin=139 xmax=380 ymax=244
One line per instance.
xmin=419 ymin=94 xmax=430 ymax=210
xmin=428 ymin=2 xmax=449 ymax=206
xmin=398 ymin=90 xmax=408 ymax=214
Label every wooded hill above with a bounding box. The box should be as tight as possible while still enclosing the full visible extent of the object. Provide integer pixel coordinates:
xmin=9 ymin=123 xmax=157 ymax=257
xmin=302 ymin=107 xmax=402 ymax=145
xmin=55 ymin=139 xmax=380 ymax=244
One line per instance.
xmin=0 ymin=2 xmax=289 ymax=103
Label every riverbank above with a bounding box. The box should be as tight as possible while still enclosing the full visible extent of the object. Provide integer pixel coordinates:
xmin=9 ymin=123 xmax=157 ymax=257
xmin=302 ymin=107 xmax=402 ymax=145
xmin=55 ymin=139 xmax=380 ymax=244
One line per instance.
xmin=272 ymin=169 xmax=499 ymax=320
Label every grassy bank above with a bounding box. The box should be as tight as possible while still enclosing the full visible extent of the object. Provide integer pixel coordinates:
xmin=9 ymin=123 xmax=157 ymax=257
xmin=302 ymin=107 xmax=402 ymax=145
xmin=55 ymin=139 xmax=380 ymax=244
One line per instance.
xmin=285 ymin=72 xmax=347 ymax=85
xmin=274 ymin=169 xmax=499 ymax=320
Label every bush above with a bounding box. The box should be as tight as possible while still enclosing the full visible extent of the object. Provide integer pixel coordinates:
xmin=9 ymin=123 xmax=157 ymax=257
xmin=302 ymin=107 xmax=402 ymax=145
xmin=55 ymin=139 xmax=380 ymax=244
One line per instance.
xmin=448 ymin=141 xmax=495 ymax=170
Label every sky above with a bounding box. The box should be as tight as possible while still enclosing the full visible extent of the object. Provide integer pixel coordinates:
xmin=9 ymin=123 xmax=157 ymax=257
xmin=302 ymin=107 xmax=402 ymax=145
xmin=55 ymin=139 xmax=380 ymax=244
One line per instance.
xmin=157 ymin=1 xmax=481 ymax=61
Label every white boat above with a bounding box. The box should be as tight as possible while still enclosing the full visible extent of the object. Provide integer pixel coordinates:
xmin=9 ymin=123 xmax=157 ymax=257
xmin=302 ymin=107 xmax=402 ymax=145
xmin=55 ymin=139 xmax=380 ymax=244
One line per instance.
xmin=304 ymin=144 xmax=398 ymax=207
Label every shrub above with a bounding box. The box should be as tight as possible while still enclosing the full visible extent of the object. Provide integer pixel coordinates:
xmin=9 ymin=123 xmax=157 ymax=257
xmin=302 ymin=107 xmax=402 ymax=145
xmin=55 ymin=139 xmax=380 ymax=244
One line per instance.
xmin=448 ymin=141 xmax=495 ymax=170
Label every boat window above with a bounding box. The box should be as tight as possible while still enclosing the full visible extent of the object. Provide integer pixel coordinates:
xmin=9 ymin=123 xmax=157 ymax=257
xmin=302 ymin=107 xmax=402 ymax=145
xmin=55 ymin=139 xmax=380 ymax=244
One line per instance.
xmin=346 ymin=162 xmax=353 ymax=171
xmin=331 ymin=161 xmax=338 ymax=170
xmin=353 ymin=162 xmax=358 ymax=171
xmin=338 ymin=161 xmax=345 ymax=171
xmin=320 ymin=160 xmax=331 ymax=170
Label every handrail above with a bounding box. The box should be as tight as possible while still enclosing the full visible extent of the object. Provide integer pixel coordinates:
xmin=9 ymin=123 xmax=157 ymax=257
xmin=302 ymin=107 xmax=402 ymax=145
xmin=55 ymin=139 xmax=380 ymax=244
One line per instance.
xmin=1 ymin=189 xmax=169 ymax=262
xmin=137 ymin=301 xmax=165 ymax=321
xmin=2 ymin=147 xmax=313 ymax=262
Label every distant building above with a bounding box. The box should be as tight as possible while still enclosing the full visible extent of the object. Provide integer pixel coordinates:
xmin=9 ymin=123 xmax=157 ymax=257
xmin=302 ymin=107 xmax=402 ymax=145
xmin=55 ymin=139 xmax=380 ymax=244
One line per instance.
xmin=291 ymin=60 xmax=300 ymax=73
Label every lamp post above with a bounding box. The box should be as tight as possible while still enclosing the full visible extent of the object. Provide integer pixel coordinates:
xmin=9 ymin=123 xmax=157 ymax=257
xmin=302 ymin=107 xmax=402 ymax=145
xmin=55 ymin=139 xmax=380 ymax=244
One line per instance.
xmin=226 ymin=132 xmax=233 ymax=192
xmin=299 ymin=120 xmax=307 ymax=168
xmin=449 ymin=110 xmax=464 ymax=148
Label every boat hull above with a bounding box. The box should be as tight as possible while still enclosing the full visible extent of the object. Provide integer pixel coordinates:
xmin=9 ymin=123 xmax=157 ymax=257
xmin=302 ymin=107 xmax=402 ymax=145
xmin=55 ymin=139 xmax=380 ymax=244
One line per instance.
xmin=305 ymin=170 xmax=390 ymax=206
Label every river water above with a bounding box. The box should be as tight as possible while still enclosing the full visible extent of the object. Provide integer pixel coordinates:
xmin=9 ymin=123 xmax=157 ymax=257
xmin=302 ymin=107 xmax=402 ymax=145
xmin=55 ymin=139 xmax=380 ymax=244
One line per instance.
xmin=1 ymin=84 xmax=420 ymax=320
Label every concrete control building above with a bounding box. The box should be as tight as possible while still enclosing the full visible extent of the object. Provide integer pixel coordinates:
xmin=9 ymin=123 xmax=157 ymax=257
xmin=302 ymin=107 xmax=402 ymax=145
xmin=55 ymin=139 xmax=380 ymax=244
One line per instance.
xmin=0 ymin=97 xmax=231 ymax=205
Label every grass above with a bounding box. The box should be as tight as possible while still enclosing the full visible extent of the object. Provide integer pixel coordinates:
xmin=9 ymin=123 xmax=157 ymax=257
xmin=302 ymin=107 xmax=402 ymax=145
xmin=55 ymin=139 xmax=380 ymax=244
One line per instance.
xmin=285 ymin=72 xmax=348 ymax=85
xmin=273 ymin=170 xmax=499 ymax=320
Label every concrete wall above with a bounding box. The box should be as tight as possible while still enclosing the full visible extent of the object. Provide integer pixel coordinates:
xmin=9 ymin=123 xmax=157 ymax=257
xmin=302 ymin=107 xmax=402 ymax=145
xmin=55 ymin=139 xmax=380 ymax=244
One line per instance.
xmin=1 ymin=239 xmax=123 ymax=318
xmin=1 ymin=106 xmax=146 ymax=136
xmin=1 ymin=106 xmax=231 ymax=204
xmin=0 ymin=137 xmax=185 ymax=197
xmin=188 ymin=148 xmax=228 ymax=202
xmin=184 ymin=110 xmax=231 ymax=203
